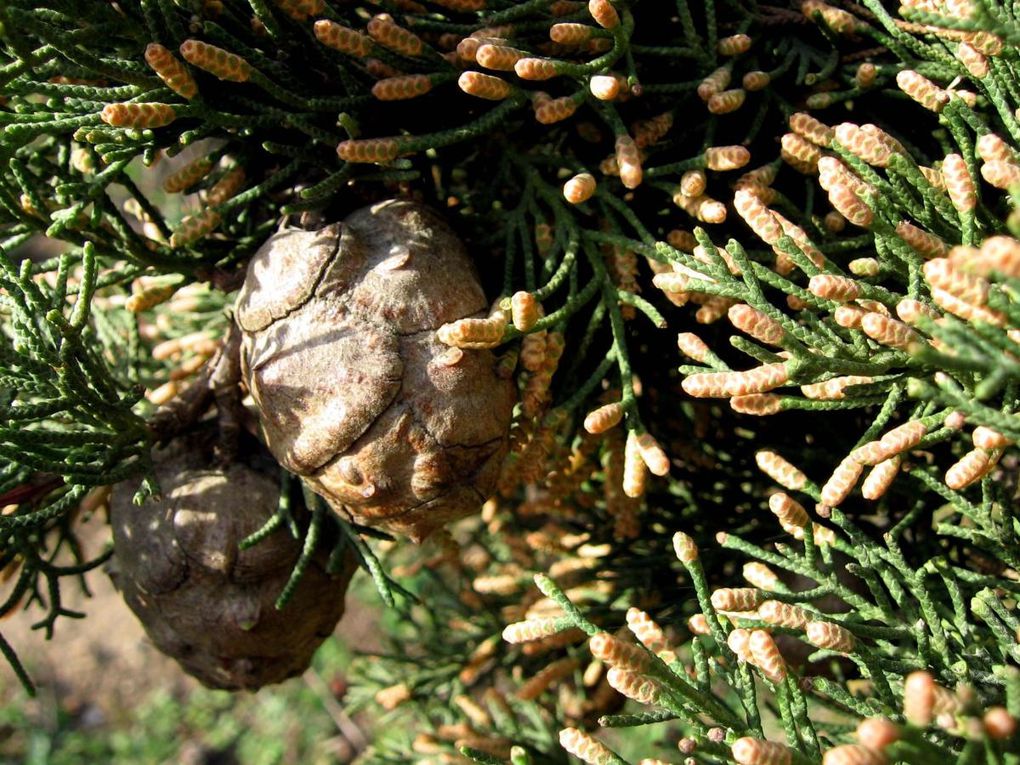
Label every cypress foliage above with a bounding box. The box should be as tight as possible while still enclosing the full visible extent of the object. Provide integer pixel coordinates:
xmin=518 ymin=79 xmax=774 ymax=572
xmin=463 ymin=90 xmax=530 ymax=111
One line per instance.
xmin=3 ymin=0 xmax=1020 ymax=761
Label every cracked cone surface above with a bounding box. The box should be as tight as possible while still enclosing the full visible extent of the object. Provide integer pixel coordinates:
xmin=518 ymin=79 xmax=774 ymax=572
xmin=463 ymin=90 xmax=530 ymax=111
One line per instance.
xmin=110 ymin=431 xmax=356 ymax=691
xmin=236 ymin=200 xmax=515 ymax=541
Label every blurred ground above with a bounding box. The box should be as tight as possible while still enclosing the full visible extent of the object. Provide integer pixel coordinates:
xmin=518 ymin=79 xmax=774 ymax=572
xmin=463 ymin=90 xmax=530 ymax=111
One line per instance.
xmin=0 ymin=516 xmax=381 ymax=764
xmin=0 ymin=514 xmax=183 ymax=721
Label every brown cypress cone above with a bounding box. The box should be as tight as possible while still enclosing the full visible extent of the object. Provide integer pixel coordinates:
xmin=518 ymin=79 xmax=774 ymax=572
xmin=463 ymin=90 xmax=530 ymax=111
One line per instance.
xmin=109 ymin=428 xmax=357 ymax=691
xmin=235 ymin=201 xmax=516 ymax=542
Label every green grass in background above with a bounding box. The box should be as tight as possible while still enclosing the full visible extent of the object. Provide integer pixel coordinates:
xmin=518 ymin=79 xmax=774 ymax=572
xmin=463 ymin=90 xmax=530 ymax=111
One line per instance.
xmin=0 ymin=639 xmax=361 ymax=765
